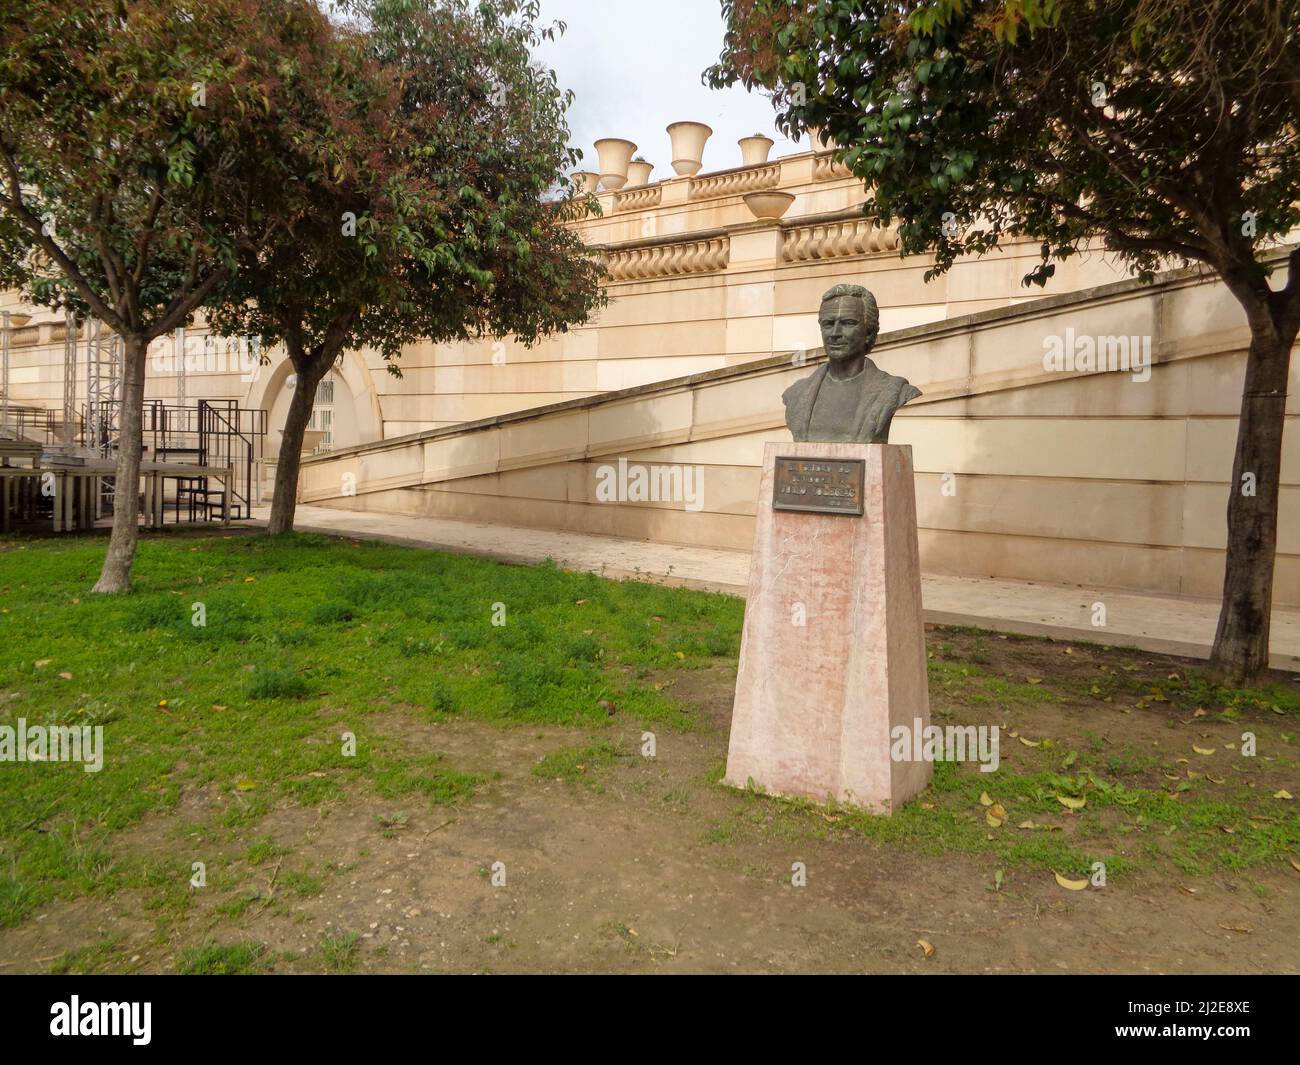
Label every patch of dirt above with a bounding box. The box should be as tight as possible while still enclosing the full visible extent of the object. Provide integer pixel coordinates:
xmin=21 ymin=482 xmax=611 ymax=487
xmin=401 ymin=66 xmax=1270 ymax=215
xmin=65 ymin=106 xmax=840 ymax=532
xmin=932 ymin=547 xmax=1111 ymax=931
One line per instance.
xmin=1 ymin=630 xmax=1297 ymax=974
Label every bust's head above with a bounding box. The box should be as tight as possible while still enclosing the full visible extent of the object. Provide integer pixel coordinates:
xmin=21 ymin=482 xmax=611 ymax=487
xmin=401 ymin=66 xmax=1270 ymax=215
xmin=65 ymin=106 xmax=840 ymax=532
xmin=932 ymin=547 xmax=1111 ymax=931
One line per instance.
xmin=818 ymin=284 xmax=879 ymax=369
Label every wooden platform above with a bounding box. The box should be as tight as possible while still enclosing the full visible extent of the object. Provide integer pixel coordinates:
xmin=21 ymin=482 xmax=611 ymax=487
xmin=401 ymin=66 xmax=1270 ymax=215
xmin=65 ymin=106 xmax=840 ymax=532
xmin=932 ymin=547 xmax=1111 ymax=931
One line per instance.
xmin=0 ymin=460 xmax=233 ymax=532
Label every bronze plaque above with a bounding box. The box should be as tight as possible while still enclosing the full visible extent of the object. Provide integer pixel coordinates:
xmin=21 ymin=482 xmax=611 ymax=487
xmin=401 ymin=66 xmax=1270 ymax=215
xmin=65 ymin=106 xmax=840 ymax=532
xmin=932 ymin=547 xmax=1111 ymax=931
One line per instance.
xmin=772 ymin=456 xmax=865 ymax=516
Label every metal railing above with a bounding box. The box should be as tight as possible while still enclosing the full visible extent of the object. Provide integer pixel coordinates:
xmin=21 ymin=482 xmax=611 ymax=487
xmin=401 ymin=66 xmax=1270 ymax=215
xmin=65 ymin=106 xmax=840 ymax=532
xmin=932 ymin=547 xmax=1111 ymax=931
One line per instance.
xmin=0 ymin=403 xmax=60 ymax=443
xmin=143 ymin=400 xmax=267 ymax=520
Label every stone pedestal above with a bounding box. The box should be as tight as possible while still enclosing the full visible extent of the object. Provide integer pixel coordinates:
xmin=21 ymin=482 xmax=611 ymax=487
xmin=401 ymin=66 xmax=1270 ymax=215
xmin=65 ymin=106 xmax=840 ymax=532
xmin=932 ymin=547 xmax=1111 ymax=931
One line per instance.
xmin=724 ymin=442 xmax=931 ymax=813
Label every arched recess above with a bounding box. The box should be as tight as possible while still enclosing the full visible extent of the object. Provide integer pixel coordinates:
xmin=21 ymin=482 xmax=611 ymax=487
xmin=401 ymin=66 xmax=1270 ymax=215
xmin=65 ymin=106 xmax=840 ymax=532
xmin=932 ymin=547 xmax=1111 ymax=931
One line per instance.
xmin=243 ymin=346 xmax=385 ymax=458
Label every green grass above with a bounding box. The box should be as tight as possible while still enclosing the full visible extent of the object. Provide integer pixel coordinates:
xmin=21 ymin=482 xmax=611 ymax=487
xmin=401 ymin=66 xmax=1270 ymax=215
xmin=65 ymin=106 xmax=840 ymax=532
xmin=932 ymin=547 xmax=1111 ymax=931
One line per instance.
xmin=715 ymin=723 xmax=1298 ymax=882
xmin=532 ymin=739 xmax=627 ymax=785
xmin=320 ymin=930 xmax=361 ymax=974
xmin=0 ymin=532 xmax=740 ymax=927
xmin=3 ymin=532 xmax=1295 ymax=946
xmin=48 ymin=935 xmax=125 ymax=974
xmin=176 ymin=939 xmax=270 ymax=974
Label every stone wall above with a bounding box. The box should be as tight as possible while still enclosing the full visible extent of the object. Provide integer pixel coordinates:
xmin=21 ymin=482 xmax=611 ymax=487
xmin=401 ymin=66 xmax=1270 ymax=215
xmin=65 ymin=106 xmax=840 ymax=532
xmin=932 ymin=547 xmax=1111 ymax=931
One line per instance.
xmin=296 ymin=253 xmax=1300 ymax=605
xmin=1 ymin=148 xmax=1133 ymax=449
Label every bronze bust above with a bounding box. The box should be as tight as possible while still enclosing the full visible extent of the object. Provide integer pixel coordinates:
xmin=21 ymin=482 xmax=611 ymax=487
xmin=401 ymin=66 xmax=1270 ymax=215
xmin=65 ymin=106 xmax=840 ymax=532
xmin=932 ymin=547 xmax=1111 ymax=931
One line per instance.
xmin=783 ymin=284 xmax=920 ymax=443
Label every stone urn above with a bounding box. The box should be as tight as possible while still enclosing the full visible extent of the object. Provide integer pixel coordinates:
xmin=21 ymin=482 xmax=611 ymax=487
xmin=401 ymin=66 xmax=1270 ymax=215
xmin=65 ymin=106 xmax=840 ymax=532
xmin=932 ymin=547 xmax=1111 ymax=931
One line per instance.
xmin=738 ymin=134 xmax=774 ymax=166
xmin=571 ymin=171 xmax=600 ymax=195
xmin=742 ymin=190 xmax=795 ymax=221
xmin=807 ymin=126 xmax=837 ymax=151
xmin=667 ymin=121 xmax=712 ymax=176
xmin=625 ymin=158 xmax=654 ymax=187
xmin=594 ymin=138 xmax=637 ymax=190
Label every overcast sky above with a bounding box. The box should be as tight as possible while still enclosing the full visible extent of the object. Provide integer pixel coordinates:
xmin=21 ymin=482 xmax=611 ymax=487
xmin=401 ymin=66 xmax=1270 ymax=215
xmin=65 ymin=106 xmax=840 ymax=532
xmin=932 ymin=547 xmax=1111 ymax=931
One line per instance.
xmin=533 ymin=0 xmax=806 ymax=180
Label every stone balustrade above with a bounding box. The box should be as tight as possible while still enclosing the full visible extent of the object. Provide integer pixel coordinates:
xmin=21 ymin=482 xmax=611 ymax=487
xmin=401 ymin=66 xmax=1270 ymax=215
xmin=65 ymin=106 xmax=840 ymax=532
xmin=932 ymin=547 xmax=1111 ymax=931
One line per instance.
xmin=782 ymin=216 xmax=899 ymax=261
xmin=687 ymin=163 xmax=781 ymax=200
xmin=813 ymin=152 xmax=853 ymax=181
xmin=602 ymin=235 xmax=730 ymax=281
xmin=613 ymin=185 xmax=662 ymax=212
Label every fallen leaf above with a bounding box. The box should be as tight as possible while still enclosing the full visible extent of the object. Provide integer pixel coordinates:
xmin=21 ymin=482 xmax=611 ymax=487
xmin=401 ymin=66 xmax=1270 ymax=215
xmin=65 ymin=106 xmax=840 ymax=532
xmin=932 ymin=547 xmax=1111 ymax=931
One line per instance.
xmin=58 ymin=672 xmax=72 ymax=680
xmin=916 ymin=939 xmax=935 ymax=957
xmin=1056 ymin=794 xmax=1086 ymax=810
xmin=986 ymin=809 xmax=1004 ymax=828
xmin=1275 ymin=789 xmax=1294 ymax=800
xmin=979 ymin=792 xmax=993 ymax=807
xmin=1019 ymin=736 xmax=1041 ymax=747
xmin=1192 ymin=745 xmax=1216 ymax=756
xmin=1290 ymin=859 xmax=1300 ymax=873
xmin=1054 ymin=872 xmax=1088 ymax=891
xmin=1217 ymin=923 xmax=1251 ymax=934
xmin=1179 ymin=885 xmax=1198 ymax=895
xmin=236 ymin=778 xmax=257 ymax=791
xmin=35 ymin=659 xmax=50 ymax=667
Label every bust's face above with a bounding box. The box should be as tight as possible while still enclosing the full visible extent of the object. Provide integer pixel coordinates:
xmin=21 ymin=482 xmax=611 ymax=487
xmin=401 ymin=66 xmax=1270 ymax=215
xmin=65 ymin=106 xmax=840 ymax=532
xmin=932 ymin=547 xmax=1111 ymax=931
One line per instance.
xmin=818 ymin=296 xmax=875 ymax=367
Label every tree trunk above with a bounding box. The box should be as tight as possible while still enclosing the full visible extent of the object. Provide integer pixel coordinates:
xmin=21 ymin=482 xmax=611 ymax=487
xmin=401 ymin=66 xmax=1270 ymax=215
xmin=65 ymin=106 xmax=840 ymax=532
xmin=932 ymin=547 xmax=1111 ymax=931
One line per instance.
xmin=91 ymin=333 xmax=148 ymax=594
xmin=1208 ymin=316 xmax=1298 ymax=685
xmin=266 ymin=354 xmax=331 ymax=535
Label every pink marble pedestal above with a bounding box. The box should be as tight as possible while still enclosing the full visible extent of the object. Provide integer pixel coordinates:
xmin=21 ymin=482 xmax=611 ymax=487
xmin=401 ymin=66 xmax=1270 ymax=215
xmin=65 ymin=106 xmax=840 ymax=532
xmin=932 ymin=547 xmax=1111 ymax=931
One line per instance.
xmin=724 ymin=442 xmax=931 ymax=813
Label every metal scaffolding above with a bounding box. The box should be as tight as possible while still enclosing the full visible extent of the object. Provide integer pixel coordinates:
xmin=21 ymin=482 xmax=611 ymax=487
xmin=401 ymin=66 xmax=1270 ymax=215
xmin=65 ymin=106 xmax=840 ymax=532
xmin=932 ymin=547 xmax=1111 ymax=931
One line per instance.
xmin=61 ymin=310 xmax=77 ymax=442
xmin=85 ymin=318 xmax=122 ymax=456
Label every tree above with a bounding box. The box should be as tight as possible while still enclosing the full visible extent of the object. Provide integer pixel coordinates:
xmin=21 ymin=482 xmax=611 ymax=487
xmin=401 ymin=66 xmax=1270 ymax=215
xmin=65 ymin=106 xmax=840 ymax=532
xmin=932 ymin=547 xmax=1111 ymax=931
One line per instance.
xmin=707 ymin=0 xmax=1300 ymax=684
xmin=0 ymin=0 xmax=340 ymax=591
xmin=210 ymin=0 xmax=606 ymax=535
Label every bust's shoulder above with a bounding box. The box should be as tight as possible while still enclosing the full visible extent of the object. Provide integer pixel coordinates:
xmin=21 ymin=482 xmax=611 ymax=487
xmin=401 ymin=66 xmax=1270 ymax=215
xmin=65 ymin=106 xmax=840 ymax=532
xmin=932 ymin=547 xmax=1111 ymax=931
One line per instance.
xmin=782 ymin=364 xmax=823 ymax=407
xmin=868 ymin=363 xmax=922 ymax=403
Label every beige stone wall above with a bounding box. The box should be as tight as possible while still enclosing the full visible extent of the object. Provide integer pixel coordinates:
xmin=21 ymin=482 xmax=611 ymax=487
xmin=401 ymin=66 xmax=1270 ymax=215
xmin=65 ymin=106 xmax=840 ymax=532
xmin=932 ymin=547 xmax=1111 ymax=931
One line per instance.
xmin=6 ymin=145 xmax=1295 ymax=606
xmin=2 ymin=147 xmax=1132 ymax=447
xmin=296 ymin=254 xmax=1300 ymax=605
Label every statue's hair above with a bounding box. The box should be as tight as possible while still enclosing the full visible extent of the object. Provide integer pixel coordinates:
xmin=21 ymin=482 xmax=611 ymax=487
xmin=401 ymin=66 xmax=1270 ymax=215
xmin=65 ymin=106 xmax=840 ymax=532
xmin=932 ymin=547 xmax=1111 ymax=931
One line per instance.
xmin=820 ymin=284 xmax=879 ymax=334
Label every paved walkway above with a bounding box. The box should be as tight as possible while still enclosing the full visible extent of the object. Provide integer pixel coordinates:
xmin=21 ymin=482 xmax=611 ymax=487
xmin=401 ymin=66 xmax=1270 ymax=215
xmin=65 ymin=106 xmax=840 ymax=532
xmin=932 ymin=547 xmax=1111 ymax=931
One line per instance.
xmin=253 ymin=505 xmax=1300 ymax=672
